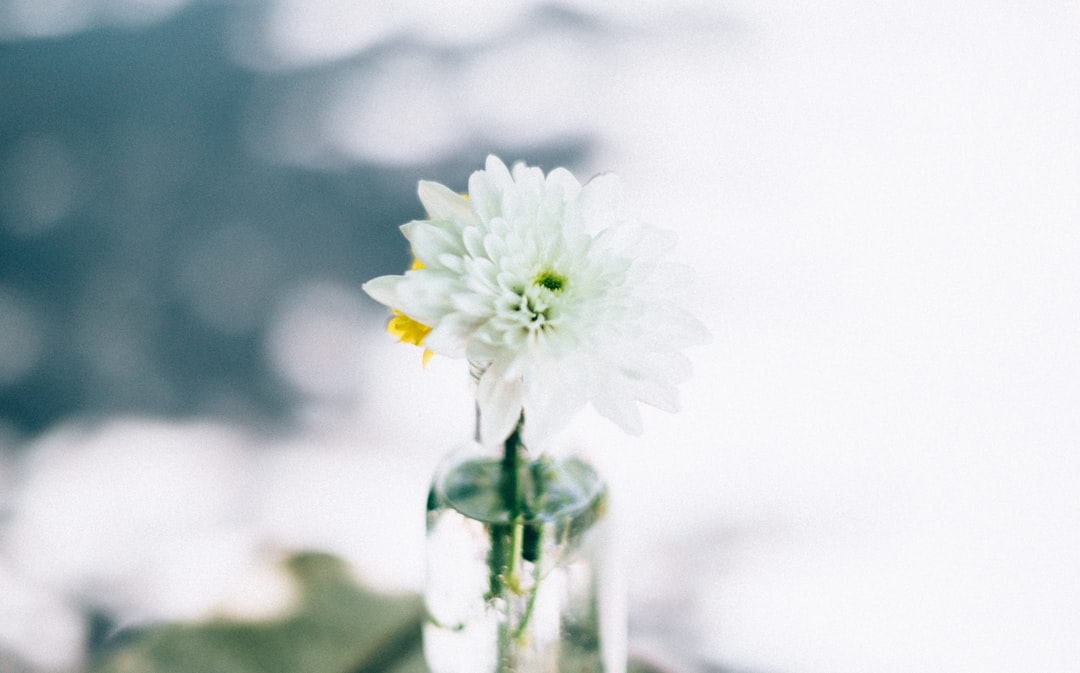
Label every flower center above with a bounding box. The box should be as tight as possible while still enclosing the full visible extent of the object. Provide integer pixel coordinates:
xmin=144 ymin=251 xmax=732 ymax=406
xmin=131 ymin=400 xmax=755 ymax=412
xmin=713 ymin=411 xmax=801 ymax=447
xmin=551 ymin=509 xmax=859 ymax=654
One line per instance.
xmin=508 ymin=271 xmax=568 ymax=335
xmin=534 ymin=271 xmax=565 ymax=293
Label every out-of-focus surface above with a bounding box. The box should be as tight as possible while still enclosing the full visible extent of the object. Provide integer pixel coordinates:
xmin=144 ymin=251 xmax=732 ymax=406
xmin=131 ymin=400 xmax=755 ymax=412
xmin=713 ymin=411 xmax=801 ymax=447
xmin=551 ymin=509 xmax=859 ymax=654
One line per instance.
xmin=1 ymin=1 xmax=1078 ymax=672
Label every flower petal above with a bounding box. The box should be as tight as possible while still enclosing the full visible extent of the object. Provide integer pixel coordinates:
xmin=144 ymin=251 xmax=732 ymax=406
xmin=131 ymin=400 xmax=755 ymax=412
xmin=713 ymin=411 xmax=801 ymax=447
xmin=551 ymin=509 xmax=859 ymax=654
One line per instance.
xmin=468 ymin=156 xmax=513 ymax=222
xmin=423 ymin=312 xmax=479 ymax=358
xmin=477 ymin=366 xmax=524 ymax=444
xmin=391 ymin=270 xmax=459 ymax=324
xmin=418 ymin=180 xmax=473 ymax=223
xmin=361 ymin=274 xmax=404 ymax=308
xmin=591 ymin=385 xmax=645 ymax=436
xmin=521 ymin=363 xmax=587 ymax=448
xmin=402 ymin=220 xmax=465 ymax=267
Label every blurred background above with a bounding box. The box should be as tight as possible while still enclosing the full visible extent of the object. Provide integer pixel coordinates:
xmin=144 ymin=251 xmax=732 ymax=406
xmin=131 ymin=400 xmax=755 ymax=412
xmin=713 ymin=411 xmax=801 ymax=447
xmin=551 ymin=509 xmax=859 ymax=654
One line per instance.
xmin=1 ymin=0 xmax=1079 ymax=672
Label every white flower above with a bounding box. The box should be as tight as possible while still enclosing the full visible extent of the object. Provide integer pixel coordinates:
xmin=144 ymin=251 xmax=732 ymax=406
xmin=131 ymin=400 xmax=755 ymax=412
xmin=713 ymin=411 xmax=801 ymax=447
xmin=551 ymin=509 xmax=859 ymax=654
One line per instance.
xmin=363 ymin=155 xmax=707 ymax=446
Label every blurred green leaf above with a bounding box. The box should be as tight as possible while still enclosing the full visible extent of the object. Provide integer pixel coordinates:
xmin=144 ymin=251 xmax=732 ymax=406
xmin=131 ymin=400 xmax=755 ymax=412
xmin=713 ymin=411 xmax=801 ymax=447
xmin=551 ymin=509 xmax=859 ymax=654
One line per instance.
xmin=89 ymin=552 xmax=422 ymax=673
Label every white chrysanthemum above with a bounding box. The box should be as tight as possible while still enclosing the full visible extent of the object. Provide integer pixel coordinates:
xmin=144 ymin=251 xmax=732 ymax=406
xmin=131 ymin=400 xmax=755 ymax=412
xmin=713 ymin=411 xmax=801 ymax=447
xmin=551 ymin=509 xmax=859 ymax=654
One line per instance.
xmin=363 ymin=156 xmax=706 ymax=445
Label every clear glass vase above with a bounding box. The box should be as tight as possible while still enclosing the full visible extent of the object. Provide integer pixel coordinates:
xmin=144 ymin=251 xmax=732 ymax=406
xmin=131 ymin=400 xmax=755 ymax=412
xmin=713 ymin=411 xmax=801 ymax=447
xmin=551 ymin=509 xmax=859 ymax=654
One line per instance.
xmin=423 ymin=411 xmax=625 ymax=673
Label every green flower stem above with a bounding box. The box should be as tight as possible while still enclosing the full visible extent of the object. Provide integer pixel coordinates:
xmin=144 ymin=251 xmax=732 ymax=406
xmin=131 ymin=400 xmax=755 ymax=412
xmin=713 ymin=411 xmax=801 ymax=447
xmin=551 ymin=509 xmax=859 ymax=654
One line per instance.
xmin=507 ymin=518 xmax=525 ymax=593
xmin=511 ymin=557 xmax=544 ymax=641
xmin=493 ymin=417 xmax=533 ymax=672
xmin=500 ymin=421 xmax=525 ymax=593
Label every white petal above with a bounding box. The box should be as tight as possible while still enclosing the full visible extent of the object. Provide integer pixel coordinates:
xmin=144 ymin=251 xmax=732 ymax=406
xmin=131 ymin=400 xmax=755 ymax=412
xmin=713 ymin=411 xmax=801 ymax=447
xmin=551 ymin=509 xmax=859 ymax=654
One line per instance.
xmin=591 ymin=386 xmax=644 ymax=436
xmin=621 ymin=369 xmax=681 ymax=413
xmin=477 ymin=367 xmax=524 ymax=445
xmin=521 ymin=363 xmax=587 ymax=449
xmin=437 ymin=253 xmax=464 ymax=273
xmin=462 ymin=225 xmax=486 ymax=258
xmin=511 ymin=161 xmax=552 ymax=209
xmin=544 ymin=167 xmax=582 ymax=199
xmin=418 ymin=180 xmax=472 ymax=223
xmin=402 ymin=220 xmax=465 ymax=267
xmin=575 ymin=173 xmax=623 ymax=231
xmin=392 ymin=271 xmax=458 ymax=323
xmin=423 ymin=313 xmax=478 ymax=357
xmin=468 ymin=172 xmax=499 ymax=222
xmin=535 ymin=182 xmax=567 ymax=240
xmin=485 ymin=155 xmax=513 ymax=185
xmin=450 ymin=289 xmax=493 ymax=317
xmin=594 ymin=222 xmax=674 ymax=265
xmin=482 ymin=231 xmax=508 ymax=261
xmin=361 ymin=274 xmax=404 ymax=308
xmin=642 ymin=304 xmax=711 ymax=349
xmin=465 ymin=340 xmax=498 ymax=367
xmin=468 ymin=156 xmax=513 ymax=222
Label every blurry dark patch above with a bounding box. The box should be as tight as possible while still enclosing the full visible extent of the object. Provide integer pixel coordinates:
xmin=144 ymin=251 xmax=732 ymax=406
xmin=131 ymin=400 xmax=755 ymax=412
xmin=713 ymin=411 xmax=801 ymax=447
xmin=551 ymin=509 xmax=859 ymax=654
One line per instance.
xmin=0 ymin=2 xmax=594 ymax=436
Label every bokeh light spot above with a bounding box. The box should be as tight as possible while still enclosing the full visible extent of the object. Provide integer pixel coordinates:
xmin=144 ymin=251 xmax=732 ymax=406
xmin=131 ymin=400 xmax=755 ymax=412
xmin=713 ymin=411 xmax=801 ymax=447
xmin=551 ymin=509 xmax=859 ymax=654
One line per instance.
xmin=265 ymin=281 xmax=368 ymax=402
xmin=0 ymin=288 xmax=44 ymax=386
xmin=1 ymin=135 xmax=79 ymax=236
xmin=176 ymin=223 xmax=284 ymax=336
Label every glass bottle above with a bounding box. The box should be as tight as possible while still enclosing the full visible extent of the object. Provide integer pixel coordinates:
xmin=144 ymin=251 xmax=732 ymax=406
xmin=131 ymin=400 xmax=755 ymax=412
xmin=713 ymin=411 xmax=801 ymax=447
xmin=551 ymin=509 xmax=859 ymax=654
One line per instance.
xmin=422 ymin=370 xmax=625 ymax=673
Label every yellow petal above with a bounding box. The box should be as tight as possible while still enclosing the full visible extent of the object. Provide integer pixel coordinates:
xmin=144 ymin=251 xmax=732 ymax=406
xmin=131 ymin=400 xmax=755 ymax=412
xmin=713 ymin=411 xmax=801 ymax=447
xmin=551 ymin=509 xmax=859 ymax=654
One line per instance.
xmin=387 ymin=309 xmax=431 ymax=347
xmin=387 ymin=309 xmax=435 ymax=367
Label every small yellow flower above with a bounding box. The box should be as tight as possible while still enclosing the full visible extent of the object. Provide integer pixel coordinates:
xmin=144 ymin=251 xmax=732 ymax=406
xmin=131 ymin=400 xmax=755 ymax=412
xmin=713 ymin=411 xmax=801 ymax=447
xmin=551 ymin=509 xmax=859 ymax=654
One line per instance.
xmin=386 ymin=257 xmax=434 ymax=366
xmin=387 ymin=309 xmax=434 ymax=366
